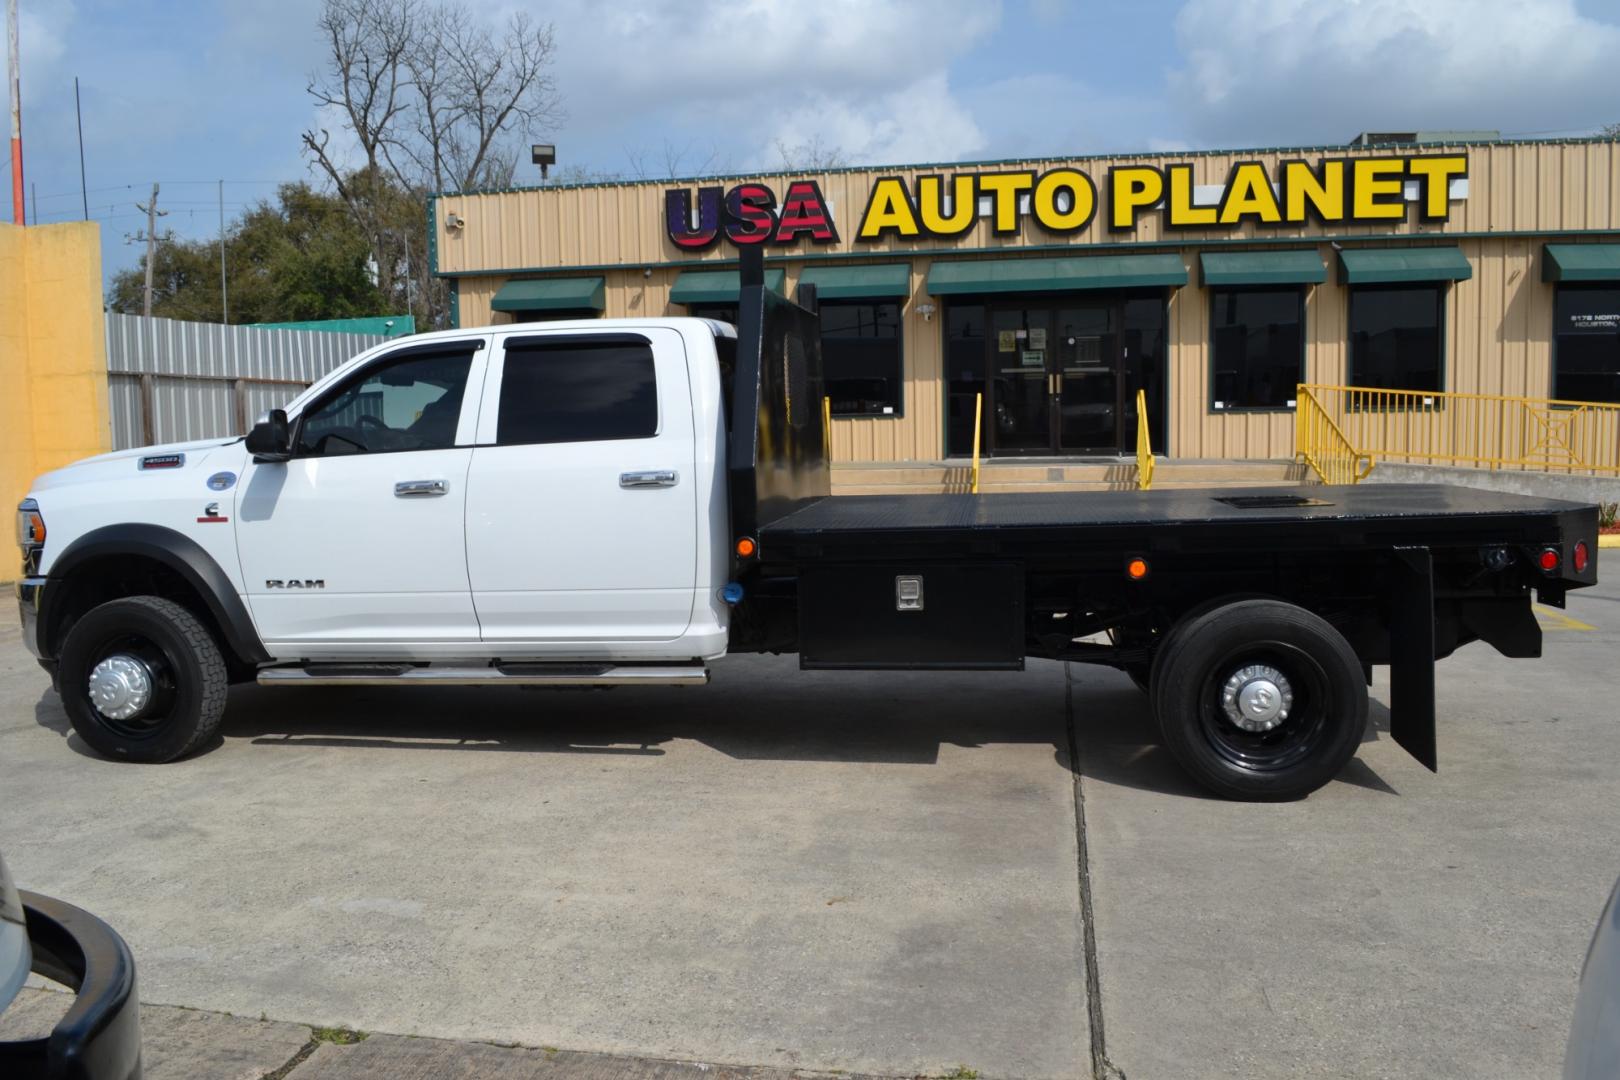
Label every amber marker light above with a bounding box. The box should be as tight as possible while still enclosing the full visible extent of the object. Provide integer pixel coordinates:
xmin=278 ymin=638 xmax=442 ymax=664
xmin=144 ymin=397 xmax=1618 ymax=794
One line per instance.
xmin=736 ymin=536 xmax=757 ymax=558
xmin=1127 ymin=557 xmax=1150 ymax=580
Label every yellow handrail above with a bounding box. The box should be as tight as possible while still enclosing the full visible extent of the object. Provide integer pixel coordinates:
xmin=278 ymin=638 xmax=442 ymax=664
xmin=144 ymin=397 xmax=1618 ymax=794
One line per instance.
xmin=1135 ymin=388 xmax=1154 ymax=490
xmin=1296 ymin=387 xmax=1375 ymax=484
xmin=822 ymin=395 xmax=832 ymax=459
xmin=1297 ymin=383 xmax=1620 ymax=479
xmin=970 ymin=392 xmax=982 ymax=494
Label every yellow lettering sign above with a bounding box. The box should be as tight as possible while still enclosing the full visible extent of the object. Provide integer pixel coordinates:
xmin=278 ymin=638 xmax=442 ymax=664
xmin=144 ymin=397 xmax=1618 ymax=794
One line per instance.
xmin=1032 ymin=169 xmax=1096 ymax=233
xmin=1218 ymin=162 xmax=1283 ymax=225
xmin=1405 ymin=155 xmax=1467 ymax=221
xmin=1351 ymin=158 xmax=1407 ymax=221
xmin=1165 ymin=164 xmax=1215 ymax=228
xmin=856 ymin=177 xmax=921 ymax=241
xmin=1280 ymin=160 xmax=1345 ymax=224
xmin=976 ymin=172 xmax=1036 ymax=236
xmin=917 ymin=174 xmax=977 ymax=237
xmin=1109 ymin=166 xmax=1165 ymax=230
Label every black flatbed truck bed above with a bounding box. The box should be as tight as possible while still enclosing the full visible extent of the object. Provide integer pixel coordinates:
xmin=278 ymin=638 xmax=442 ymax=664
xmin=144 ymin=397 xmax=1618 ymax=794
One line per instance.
xmin=723 ymin=251 xmax=1600 ymax=800
xmin=759 ymin=484 xmax=1592 ymax=559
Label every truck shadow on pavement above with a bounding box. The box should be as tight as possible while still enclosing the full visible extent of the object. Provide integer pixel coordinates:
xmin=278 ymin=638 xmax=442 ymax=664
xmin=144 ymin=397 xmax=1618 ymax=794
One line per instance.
xmin=1061 ymin=666 xmax=1399 ymax=800
xmin=33 ymin=653 xmax=1398 ymax=800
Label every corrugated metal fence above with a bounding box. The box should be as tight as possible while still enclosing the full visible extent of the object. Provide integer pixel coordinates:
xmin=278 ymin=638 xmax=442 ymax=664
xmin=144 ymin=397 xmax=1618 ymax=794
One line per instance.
xmin=105 ymin=314 xmax=391 ymax=450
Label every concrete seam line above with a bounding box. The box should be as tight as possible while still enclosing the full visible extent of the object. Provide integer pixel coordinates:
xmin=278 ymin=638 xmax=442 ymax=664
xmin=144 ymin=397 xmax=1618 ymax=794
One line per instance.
xmin=257 ymin=1034 xmax=320 ymax=1080
xmin=1065 ymin=663 xmax=1125 ymax=1080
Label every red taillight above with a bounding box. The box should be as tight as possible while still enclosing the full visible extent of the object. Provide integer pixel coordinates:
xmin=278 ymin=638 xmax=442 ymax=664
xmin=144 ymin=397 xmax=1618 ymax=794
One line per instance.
xmin=1573 ymin=541 xmax=1589 ymax=573
xmin=1538 ymin=548 xmax=1560 ymax=573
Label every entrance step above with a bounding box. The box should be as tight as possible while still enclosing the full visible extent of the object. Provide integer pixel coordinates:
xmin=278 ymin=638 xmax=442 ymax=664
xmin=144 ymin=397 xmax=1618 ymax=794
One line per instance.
xmin=831 ymin=459 xmax=1311 ymax=494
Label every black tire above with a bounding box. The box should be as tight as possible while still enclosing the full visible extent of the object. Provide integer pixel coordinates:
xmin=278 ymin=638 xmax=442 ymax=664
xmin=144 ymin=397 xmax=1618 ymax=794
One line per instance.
xmin=58 ymin=596 xmax=229 ymax=763
xmin=1151 ymin=599 xmax=1367 ymax=801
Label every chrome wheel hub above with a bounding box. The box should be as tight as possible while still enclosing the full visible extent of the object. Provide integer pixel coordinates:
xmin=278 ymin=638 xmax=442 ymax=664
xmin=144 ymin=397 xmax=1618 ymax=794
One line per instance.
xmin=1220 ymin=664 xmax=1293 ymax=732
xmin=88 ymin=655 xmax=155 ymax=721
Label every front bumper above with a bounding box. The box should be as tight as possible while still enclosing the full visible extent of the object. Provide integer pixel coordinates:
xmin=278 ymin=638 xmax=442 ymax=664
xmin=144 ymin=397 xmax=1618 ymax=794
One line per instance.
xmin=17 ymin=578 xmax=45 ymax=660
xmin=0 ymin=891 xmax=142 ymax=1080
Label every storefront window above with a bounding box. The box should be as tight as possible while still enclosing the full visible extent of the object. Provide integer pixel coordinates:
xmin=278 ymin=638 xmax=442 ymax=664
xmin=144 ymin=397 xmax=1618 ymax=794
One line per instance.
xmin=822 ymin=301 xmax=902 ymax=417
xmin=687 ymin=303 xmax=739 ymax=326
xmin=946 ymin=304 xmax=986 ymax=455
xmin=1553 ymin=286 xmax=1620 ymax=404
xmin=1349 ymin=285 xmax=1443 ymax=394
xmin=1210 ymin=288 xmax=1304 ymax=411
xmin=509 ymin=309 xmax=601 ymax=323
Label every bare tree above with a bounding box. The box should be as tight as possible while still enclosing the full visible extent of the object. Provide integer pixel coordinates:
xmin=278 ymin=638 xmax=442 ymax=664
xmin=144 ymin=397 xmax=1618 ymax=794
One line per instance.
xmin=302 ymin=0 xmax=418 ymax=304
xmin=435 ymin=11 xmax=562 ymax=191
xmin=302 ymin=0 xmax=563 ymax=328
xmin=1603 ymin=122 xmax=1620 ymax=139
xmin=775 ymin=135 xmax=847 ymax=171
xmin=626 ymin=139 xmax=725 ymax=181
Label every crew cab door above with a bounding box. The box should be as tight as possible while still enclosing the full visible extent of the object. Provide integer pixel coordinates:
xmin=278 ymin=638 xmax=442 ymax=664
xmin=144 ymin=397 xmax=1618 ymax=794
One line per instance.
xmin=235 ymin=338 xmax=489 ymax=646
xmin=465 ymin=329 xmax=698 ymax=643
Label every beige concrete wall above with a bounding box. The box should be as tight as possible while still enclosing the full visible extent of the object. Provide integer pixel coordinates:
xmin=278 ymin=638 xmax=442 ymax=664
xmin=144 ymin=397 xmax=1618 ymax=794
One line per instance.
xmin=440 ymin=140 xmax=1620 ymax=462
xmin=0 ymin=222 xmax=112 ymax=520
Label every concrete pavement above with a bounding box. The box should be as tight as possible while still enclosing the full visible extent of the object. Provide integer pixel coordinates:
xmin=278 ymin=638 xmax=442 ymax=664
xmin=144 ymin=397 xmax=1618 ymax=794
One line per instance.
xmin=2 ymin=580 xmax=1617 ymax=1079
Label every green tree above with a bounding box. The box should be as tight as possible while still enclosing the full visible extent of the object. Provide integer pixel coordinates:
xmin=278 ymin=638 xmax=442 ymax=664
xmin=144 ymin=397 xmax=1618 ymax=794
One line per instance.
xmin=109 ymin=183 xmax=388 ymax=323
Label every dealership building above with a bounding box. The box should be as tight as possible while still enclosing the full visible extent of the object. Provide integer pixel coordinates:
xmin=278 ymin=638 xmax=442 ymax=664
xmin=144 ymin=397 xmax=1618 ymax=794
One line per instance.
xmin=428 ymin=135 xmax=1620 ymax=466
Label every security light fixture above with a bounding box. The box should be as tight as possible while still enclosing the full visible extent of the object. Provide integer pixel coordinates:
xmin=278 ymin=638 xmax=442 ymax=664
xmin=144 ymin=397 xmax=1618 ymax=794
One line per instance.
xmin=532 ymin=144 xmax=556 ymax=180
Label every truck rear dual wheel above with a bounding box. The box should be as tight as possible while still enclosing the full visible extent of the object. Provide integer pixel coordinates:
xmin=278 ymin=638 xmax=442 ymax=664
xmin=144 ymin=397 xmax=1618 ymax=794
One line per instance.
xmin=57 ymin=596 xmax=229 ymax=763
xmin=1151 ymin=599 xmax=1367 ymax=801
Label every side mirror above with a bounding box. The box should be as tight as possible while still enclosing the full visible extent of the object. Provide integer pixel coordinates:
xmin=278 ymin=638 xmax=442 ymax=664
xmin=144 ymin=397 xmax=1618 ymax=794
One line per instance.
xmin=245 ymin=409 xmax=291 ymax=462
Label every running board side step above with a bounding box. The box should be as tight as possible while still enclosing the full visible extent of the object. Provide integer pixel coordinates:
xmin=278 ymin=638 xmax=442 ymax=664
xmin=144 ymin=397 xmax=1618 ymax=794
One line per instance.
xmin=256 ymin=662 xmax=709 ymax=687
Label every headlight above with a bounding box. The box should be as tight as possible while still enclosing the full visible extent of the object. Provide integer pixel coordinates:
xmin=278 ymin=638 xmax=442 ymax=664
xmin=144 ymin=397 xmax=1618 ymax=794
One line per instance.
xmin=16 ymin=499 xmax=45 ymax=551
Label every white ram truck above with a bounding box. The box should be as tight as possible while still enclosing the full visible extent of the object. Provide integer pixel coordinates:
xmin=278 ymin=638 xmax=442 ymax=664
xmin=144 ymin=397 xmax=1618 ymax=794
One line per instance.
xmin=13 ymin=264 xmax=1600 ymax=799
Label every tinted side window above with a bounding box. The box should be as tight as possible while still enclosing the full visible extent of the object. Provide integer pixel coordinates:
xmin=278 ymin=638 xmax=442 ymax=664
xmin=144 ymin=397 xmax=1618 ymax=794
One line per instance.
xmin=1210 ymin=288 xmax=1304 ymax=410
xmin=821 ymin=301 xmax=902 ymax=417
xmin=1349 ymin=285 xmax=1443 ymax=393
xmin=297 ymin=350 xmax=474 ymax=457
xmin=497 ymin=340 xmax=659 ymax=445
xmin=1554 ymin=286 xmax=1620 ymax=403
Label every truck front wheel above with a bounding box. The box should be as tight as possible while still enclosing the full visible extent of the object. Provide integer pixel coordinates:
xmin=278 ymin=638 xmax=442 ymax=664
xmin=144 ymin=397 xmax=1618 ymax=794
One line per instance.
xmin=1152 ymin=599 xmax=1366 ymax=801
xmin=57 ymin=596 xmax=229 ymax=763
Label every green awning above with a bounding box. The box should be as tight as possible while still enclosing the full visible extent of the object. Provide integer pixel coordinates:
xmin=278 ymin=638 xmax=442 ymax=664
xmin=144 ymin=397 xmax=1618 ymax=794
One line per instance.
xmin=669 ymin=268 xmax=786 ymax=305
xmin=1200 ymin=251 xmax=1327 ymax=287
xmin=1337 ymin=247 xmax=1471 ymax=285
xmin=926 ymin=253 xmax=1188 ymax=295
xmin=797 ymin=263 xmax=911 ymax=299
xmin=1543 ymin=243 xmax=1620 ymax=283
xmin=490 ymin=276 xmax=605 ymax=313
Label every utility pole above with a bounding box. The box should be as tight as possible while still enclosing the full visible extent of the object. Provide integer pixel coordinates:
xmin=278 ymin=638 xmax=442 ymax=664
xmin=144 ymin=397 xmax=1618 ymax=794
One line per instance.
xmin=218 ymin=179 xmax=228 ymax=323
xmin=74 ymin=77 xmax=88 ymax=220
xmin=132 ymin=184 xmax=169 ymax=317
xmin=7 ymin=0 xmax=23 ymax=224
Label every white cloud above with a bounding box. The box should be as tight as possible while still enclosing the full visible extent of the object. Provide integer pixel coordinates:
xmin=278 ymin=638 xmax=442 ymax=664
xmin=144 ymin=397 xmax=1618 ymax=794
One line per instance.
xmin=766 ymin=72 xmax=987 ymax=168
xmin=1169 ymin=0 xmax=1620 ymax=145
xmin=536 ymin=0 xmax=1002 ymax=171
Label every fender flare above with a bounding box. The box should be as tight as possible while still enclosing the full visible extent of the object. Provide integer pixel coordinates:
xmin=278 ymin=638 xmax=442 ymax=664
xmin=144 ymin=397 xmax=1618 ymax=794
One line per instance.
xmin=40 ymin=523 xmax=271 ymax=665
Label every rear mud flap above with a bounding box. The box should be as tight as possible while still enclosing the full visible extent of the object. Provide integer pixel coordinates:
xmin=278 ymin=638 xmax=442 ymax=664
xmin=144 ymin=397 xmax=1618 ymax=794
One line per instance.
xmin=1390 ymin=547 xmax=1437 ymax=772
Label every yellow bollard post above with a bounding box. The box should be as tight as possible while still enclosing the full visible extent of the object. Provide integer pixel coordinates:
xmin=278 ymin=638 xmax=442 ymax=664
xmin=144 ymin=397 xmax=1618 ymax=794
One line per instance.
xmin=971 ymin=392 xmax=983 ymax=495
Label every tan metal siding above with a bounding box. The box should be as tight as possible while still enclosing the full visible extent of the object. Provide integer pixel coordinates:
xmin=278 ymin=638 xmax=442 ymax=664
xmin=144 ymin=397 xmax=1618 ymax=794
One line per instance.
xmin=440 ymin=141 xmax=1620 ymax=463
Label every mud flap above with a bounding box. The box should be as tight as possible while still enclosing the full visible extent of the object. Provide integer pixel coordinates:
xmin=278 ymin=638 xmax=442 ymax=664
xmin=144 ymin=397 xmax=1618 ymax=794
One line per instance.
xmin=1390 ymin=547 xmax=1437 ymax=772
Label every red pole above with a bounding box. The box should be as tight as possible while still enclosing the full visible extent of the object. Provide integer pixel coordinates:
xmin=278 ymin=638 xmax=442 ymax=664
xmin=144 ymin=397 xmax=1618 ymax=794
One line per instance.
xmin=7 ymin=0 xmax=22 ymax=225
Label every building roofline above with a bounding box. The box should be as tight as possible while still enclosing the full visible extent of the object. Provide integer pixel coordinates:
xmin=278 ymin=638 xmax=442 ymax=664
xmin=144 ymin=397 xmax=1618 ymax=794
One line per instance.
xmin=429 ymin=134 xmax=1619 ymax=201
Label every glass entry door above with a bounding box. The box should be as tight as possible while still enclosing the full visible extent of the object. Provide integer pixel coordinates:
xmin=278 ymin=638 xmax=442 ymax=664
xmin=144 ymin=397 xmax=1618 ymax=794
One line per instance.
xmin=988 ymin=308 xmax=1054 ymax=452
xmin=987 ymin=301 xmax=1123 ymax=454
xmin=1053 ymin=304 xmax=1119 ymax=452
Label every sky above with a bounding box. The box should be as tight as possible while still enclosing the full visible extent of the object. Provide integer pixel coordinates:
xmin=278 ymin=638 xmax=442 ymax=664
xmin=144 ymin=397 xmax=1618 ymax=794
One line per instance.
xmin=3 ymin=0 xmax=1619 ymax=287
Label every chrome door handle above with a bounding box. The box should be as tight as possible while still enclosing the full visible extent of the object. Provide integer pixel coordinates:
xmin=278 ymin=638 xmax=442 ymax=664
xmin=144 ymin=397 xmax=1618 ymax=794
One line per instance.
xmin=395 ymin=479 xmax=448 ymax=497
xmin=620 ymin=470 xmax=679 ymax=489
